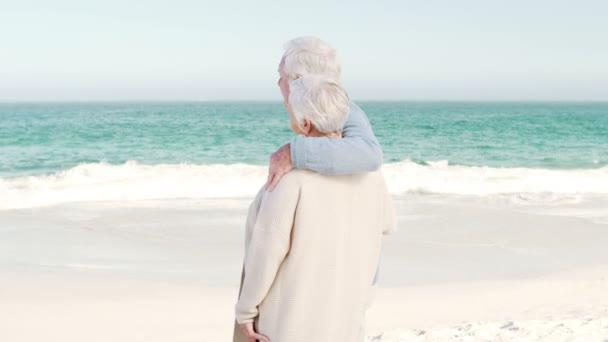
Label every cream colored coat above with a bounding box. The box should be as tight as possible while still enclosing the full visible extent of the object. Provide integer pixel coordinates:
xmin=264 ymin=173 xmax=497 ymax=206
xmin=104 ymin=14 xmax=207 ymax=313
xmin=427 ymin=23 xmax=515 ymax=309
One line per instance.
xmin=234 ymin=169 xmax=396 ymax=342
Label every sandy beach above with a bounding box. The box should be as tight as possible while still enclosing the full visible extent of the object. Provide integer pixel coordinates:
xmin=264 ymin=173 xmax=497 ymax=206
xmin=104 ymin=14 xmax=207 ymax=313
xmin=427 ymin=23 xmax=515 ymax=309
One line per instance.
xmin=3 ymin=0 xmax=608 ymax=338
xmin=2 ymin=266 xmax=608 ymax=341
xmin=1 ymin=194 xmax=608 ymax=341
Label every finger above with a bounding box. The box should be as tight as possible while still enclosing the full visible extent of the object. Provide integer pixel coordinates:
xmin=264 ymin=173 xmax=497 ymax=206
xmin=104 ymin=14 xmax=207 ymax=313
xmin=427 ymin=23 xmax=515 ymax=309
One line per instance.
xmin=243 ymin=322 xmax=256 ymax=336
xmin=251 ymin=332 xmax=269 ymax=342
xmin=241 ymin=323 xmax=253 ymax=335
xmin=267 ymin=172 xmax=281 ymax=192
xmin=265 ymin=158 xmax=275 ymax=188
xmin=243 ymin=328 xmax=266 ymax=342
xmin=265 ymin=173 xmax=275 ymax=190
xmin=242 ymin=320 xmax=269 ymax=341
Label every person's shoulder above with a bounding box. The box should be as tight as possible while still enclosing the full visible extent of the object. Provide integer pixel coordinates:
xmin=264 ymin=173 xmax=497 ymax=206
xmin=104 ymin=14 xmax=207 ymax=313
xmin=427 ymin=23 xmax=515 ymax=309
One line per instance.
xmin=346 ymin=170 xmax=388 ymax=191
xmin=267 ymin=169 xmax=312 ymax=195
xmin=352 ymin=169 xmax=383 ymax=180
xmin=281 ymin=169 xmax=315 ymax=185
xmin=366 ymin=169 xmax=388 ymax=184
xmin=307 ymin=169 xmax=385 ymax=188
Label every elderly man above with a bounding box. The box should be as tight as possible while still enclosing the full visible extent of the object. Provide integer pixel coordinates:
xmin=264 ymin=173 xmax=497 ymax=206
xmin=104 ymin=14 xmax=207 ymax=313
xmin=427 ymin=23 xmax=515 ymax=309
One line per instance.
xmin=265 ymin=36 xmax=383 ymax=191
xmin=234 ymin=74 xmax=395 ymax=342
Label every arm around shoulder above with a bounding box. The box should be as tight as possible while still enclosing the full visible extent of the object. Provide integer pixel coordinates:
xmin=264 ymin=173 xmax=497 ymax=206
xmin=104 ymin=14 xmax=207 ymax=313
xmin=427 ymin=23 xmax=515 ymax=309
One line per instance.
xmin=290 ymin=102 xmax=383 ymax=175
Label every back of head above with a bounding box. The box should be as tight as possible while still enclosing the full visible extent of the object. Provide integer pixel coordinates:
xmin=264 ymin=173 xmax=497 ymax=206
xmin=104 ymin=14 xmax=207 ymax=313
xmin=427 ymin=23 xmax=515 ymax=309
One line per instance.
xmin=283 ymin=36 xmax=341 ymax=80
xmin=288 ymin=75 xmax=350 ymax=134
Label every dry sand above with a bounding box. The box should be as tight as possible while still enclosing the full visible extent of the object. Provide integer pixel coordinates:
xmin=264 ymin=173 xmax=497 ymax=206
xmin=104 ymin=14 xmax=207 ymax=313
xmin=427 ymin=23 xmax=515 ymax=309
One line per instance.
xmin=1 ymin=195 xmax=608 ymax=341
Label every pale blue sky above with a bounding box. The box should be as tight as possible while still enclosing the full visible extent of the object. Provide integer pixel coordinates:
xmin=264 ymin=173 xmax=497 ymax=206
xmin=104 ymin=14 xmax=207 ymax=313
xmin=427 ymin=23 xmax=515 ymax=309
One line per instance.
xmin=1 ymin=0 xmax=607 ymax=101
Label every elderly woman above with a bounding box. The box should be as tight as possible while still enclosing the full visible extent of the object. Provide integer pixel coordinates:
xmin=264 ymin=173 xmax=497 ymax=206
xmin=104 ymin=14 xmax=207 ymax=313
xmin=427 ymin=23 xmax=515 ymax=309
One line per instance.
xmin=233 ymin=75 xmax=396 ymax=342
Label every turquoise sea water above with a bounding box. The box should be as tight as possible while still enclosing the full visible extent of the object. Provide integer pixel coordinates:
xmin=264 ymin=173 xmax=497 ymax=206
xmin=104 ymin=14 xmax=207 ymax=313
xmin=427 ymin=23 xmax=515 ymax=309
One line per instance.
xmin=1 ymin=101 xmax=607 ymax=177
xmin=1 ymin=101 xmax=607 ymax=209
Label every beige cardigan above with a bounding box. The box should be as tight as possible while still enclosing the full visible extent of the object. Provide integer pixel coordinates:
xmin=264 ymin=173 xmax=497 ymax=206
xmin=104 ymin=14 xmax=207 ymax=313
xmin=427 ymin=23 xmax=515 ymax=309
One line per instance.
xmin=234 ymin=169 xmax=396 ymax=342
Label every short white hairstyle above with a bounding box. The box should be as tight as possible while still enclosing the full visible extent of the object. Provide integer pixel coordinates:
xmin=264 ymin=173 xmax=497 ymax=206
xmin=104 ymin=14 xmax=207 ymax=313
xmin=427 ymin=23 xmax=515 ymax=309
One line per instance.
xmin=288 ymin=75 xmax=350 ymax=134
xmin=282 ymin=36 xmax=341 ymax=81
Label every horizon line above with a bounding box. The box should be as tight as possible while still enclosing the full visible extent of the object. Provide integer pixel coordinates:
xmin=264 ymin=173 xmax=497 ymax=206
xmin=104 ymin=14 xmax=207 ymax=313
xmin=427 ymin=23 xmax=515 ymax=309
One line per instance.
xmin=1 ymin=99 xmax=608 ymax=104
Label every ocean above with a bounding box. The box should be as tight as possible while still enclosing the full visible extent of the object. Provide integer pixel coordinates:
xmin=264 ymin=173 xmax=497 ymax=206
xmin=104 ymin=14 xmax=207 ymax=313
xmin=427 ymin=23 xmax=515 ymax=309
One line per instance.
xmin=2 ymin=102 xmax=608 ymax=342
xmin=1 ymin=101 xmax=607 ymax=209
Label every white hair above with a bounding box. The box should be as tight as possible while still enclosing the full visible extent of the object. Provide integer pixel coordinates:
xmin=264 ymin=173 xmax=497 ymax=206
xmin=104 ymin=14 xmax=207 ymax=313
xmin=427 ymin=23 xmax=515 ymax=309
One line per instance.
xmin=282 ymin=36 xmax=341 ymax=81
xmin=288 ymin=75 xmax=350 ymax=134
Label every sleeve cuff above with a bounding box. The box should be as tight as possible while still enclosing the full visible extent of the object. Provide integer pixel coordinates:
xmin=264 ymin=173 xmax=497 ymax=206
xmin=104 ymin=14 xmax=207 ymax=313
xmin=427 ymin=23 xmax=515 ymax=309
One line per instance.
xmin=235 ymin=316 xmax=255 ymax=324
xmin=235 ymin=304 xmax=257 ymax=324
xmin=290 ymin=135 xmax=307 ymax=170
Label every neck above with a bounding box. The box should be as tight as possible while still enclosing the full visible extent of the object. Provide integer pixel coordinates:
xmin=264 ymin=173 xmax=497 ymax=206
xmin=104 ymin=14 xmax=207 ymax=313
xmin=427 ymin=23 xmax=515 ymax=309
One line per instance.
xmin=324 ymin=131 xmax=342 ymax=139
xmin=307 ymin=129 xmax=341 ymax=138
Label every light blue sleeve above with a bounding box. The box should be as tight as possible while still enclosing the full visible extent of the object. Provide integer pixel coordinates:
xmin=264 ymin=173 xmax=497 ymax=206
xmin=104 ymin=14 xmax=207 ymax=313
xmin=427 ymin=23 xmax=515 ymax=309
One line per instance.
xmin=289 ymin=101 xmax=383 ymax=175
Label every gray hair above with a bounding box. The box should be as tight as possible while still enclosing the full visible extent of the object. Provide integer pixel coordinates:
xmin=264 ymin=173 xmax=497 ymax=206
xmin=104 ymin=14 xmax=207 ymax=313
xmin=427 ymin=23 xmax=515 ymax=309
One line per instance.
xmin=282 ymin=36 xmax=341 ymax=81
xmin=288 ymin=75 xmax=350 ymax=134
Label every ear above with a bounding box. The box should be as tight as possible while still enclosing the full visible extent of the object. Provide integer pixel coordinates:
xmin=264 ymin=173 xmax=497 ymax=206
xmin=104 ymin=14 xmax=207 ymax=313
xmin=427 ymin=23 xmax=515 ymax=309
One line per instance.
xmin=301 ymin=118 xmax=312 ymax=135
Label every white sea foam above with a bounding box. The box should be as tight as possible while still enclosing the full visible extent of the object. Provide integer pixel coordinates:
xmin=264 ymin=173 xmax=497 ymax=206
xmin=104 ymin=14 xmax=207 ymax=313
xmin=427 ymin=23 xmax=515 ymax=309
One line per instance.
xmin=1 ymin=160 xmax=607 ymax=209
xmin=382 ymin=159 xmax=608 ymax=196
